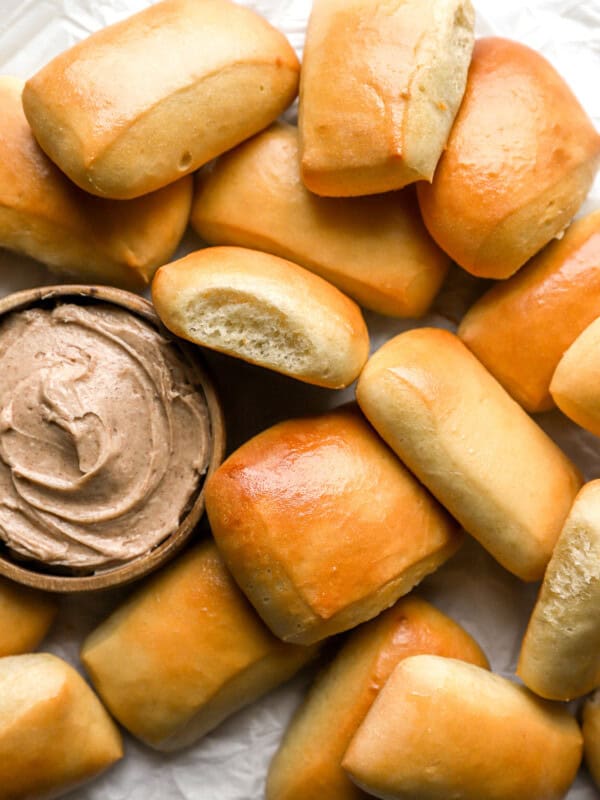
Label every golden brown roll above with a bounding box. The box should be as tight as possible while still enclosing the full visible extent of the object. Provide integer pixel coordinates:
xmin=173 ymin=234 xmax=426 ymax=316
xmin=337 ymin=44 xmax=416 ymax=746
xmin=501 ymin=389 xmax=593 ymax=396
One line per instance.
xmin=192 ymin=122 xmax=450 ymax=318
xmin=152 ymin=246 xmax=370 ymax=389
xmin=23 ymin=0 xmax=299 ymax=199
xmin=0 ymin=652 xmax=122 ymax=800
xmin=299 ymin=0 xmax=475 ymax=197
xmin=583 ymin=692 xmax=600 ymax=790
xmin=458 ymin=210 xmax=600 ymax=412
xmin=81 ymin=540 xmax=317 ymax=751
xmin=0 ymin=577 xmax=57 ymax=657
xmin=356 ymin=328 xmax=582 ymax=581
xmin=266 ymin=596 xmax=488 ymax=800
xmin=0 ymin=76 xmax=192 ymax=290
xmin=417 ymin=38 xmax=600 ymax=279
xmin=550 ymin=316 xmax=600 ymax=434
xmin=342 ymin=655 xmax=583 ymax=800
xmin=205 ymin=406 xmax=462 ymax=645
xmin=517 ymin=481 xmax=600 ymax=701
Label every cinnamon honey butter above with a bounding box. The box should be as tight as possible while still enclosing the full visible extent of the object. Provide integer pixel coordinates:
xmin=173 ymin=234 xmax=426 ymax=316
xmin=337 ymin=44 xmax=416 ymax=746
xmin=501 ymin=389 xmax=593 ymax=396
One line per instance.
xmin=0 ymin=303 xmax=210 ymax=571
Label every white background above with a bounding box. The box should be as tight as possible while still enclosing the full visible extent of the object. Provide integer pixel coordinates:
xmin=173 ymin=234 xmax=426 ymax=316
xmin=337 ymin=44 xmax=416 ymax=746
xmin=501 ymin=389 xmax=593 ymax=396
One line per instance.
xmin=0 ymin=0 xmax=599 ymax=798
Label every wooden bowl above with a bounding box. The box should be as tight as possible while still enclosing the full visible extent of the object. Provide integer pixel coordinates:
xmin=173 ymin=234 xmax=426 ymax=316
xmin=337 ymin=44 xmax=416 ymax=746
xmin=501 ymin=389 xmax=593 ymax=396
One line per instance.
xmin=0 ymin=285 xmax=225 ymax=592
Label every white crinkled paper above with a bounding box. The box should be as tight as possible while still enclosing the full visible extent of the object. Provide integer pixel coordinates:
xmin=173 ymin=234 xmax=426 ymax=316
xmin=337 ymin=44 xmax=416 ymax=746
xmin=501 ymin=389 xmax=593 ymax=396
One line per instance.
xmin=0 ymin=0 xmax=599 ymax=797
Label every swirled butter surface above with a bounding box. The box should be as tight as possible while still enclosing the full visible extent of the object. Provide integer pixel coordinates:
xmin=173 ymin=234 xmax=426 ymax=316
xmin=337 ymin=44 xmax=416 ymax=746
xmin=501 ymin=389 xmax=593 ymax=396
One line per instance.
xmin=0 ymin=303 xmax=210 ymax=571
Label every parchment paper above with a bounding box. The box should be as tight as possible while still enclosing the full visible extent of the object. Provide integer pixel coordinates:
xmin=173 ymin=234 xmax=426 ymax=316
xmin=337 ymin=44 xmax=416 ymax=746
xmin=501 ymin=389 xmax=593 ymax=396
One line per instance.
xmin=0 ymin=0 xmax=599 ymax=797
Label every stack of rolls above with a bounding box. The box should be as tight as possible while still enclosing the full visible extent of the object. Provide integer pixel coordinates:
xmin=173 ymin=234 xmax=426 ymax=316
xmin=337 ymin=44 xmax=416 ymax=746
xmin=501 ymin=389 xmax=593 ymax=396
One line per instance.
xmin=0 ymin=0 xmax=599 ymax=798
xmin=2 ymin=0 xmax=302 ymax=288
xmin=191 ymin=122 xmax=452 ymax=318
xmin=343 ymin=656 xmax=583 ymax=800
xmin=266 ymin=596 xmax=490 ymax=800
xmin=0 ymin=75 xmax=193 ymax=290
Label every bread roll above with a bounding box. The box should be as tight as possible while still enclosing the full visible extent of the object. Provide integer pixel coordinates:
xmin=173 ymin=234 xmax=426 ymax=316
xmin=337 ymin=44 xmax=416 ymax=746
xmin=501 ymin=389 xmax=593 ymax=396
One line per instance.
xmin=0 ymin=578 xmax=57 ymax=657
xmin=23 ymin=0 xmax=299 ymax=199
xmin=356 ymin=328 xmax=582 ymax=581
xmin=342 ymin=655 xmax=583 ymax=800
xmin=192 ymin=123 xmax=450 ymax=318
xmin=459 ymin=210 xmax=600 ymax=412
xmin=583 ymin=692 xmax=600 ymax=790
xmin=152 ymin=246 xmax=369 ymax=389
xmin=299 ymin=0 xmax=475 ymax=197
xmin=550 ymin=316 xmax=600 ymax=434
xmin=0 ymin=652 xmax=122 ymax=800
xmin=266 ymin=596 xmax=488 ymax=800
xmin=0 ymin=76 xmax=192 ymax=290
xmin=417 ymin=38 xmax=600 ymax=279
xmin=81 ymin=541 xmax=317 ymax=751
xmin=517 ymin=481 xmax=600 ymax=701
xmin=205 ymin=406 xmax=462 ymax=645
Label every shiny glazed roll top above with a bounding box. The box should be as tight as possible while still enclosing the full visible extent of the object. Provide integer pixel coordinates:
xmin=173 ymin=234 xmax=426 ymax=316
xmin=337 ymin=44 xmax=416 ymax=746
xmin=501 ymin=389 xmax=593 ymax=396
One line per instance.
xmin=205 ymin=405 xmax=462 ymax=645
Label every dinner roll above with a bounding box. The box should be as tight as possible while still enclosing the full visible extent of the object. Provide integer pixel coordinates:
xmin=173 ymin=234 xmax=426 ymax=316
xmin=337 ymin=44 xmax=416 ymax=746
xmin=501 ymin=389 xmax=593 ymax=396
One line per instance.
xmin=417 ymin=38 xmax=600 ymax=279
xmin=0 ymin=76 xmax=192 ymax=290
xmin=205 ymin=406 xmax=462 ymax=645
xmin=583 ymin=692 xmax=600 ymax=789
xmin=342 ymin=655 xmax=583 ymax=800
xmin=459 ymin=210 xmax=600 ymax=412
xmin=23 ymin=0 xmax=299 ymax=199
xmin=0 ymin=653 xmax=122 ymax=800
xmin=81 ymin=541 xmax=317 ymax=751
xmin=551 ymin=316 xmax=600 ymax=435
xmin=192 ymin=123 xmax=450 ymax=318
xmin=356 ymin=328 xmax=582 ymax=581
xmin=152 ymin=247 xmax=369 ymax=389
xmin=299 ymin=0 xmax=475 ymax=196
xmin=0 ymin=577 xmax=57 ymax=657
xmin=266 ymin=596 xmax=488 ymax=800
xmin=517 ymin=481 xmax=600 ymax=701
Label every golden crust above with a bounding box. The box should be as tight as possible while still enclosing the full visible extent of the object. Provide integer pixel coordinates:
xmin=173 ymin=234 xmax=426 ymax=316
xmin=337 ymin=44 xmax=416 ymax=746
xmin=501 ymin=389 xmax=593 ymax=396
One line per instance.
xmin=517 ymin=481 xmax=600 ymax=701
xmin=299 ymin=0 xmax=475 ymax=197
xmin=192 ymin=122 xmax=450 ymax=318
xmin=205 ymin=406 xmax=462 ymax=645
xmin=266 ymin=596 xmax=488 ymax=800
xmin=0 ymin=577 xmax=57 ymax=657
xmin=0 ymin=76 xmax=192 ymax=289
xmin=81 ymin=541 xmax=317 ymax=751
xmin=23 ymin=0 xmax=299 ymax=199
xmin=356 ymin=328 xmax=582 ymax=581
xmin=343 ymin=655 xmax=583 ymax=800
xmin=417 ymin=38 xmax=600 ymax=279
xmin=459 ymin=210 xmax=600 ymax=413
xmin=0 ymin=653 xmax=122 ymax=800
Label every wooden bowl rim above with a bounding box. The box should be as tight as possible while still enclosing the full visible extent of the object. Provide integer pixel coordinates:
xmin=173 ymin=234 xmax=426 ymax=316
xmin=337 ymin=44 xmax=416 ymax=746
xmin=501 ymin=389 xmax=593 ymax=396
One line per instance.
xmin=0 ymin=284 xmax=226 ymax=592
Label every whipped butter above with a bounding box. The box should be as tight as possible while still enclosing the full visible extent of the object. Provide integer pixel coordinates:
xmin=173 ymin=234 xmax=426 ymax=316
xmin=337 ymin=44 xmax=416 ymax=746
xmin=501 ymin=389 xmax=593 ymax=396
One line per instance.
xmin=0 ymin=303 xmax=210 ymax=571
